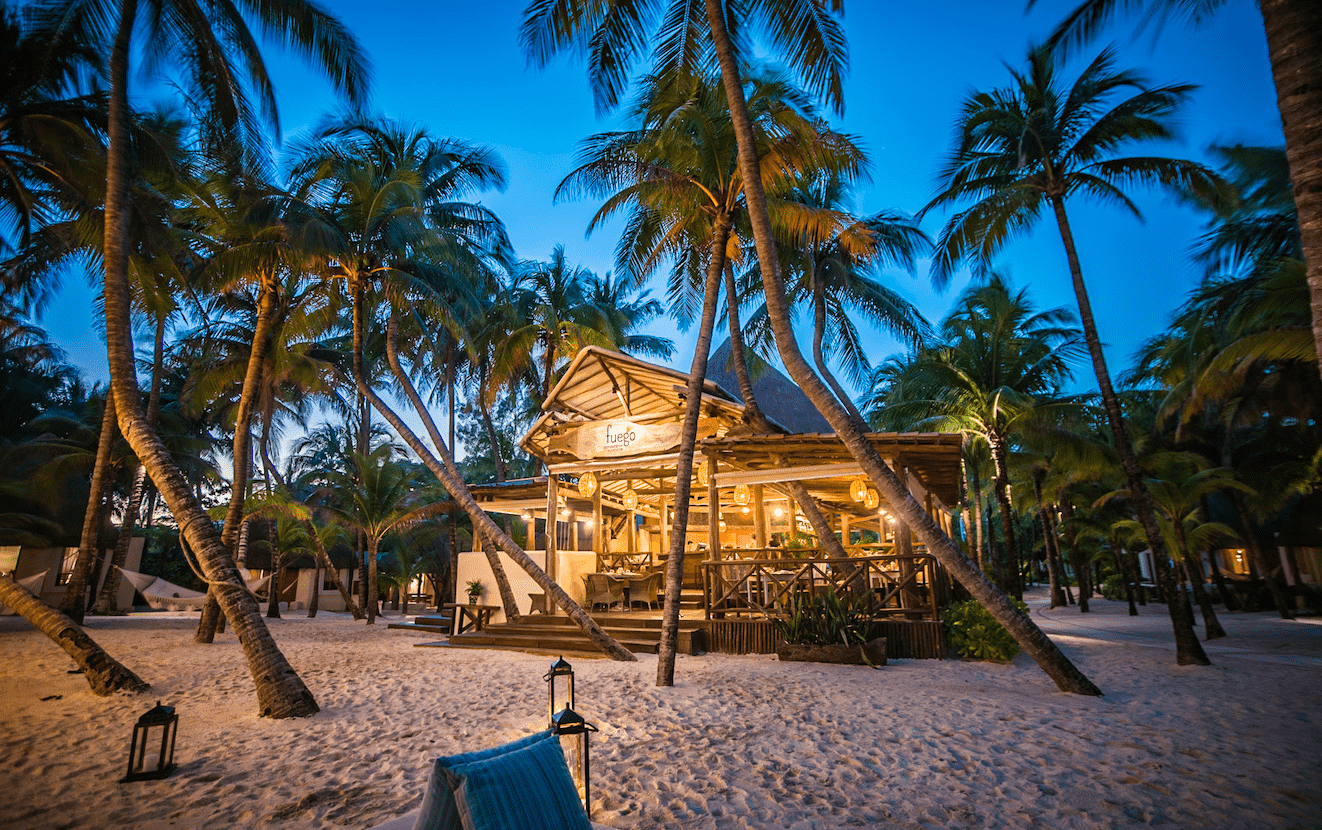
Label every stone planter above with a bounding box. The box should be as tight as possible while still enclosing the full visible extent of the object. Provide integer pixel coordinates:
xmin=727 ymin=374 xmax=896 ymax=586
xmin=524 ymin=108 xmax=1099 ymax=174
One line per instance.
xmin=776 ymin=637 xmax=887 ymax=666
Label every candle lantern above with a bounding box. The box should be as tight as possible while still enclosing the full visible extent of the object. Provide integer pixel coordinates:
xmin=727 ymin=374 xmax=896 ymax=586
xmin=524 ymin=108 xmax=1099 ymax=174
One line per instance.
xmin=550 ymin=705 xmax=598 ymax=817
xmin=544 ymin=656 xmax=575 ymax=724
xmin=733 ymin=484 xmax=750 ymax=505
xmin=850 ymin=477 xmax=868 ymax=503
xmin=122 ymin=701 xmax=178 ymax=782
xmin=864 ymin=488 xmax=880 ymax=510
xmin=622 ymin=488 xmax=638 ymax=510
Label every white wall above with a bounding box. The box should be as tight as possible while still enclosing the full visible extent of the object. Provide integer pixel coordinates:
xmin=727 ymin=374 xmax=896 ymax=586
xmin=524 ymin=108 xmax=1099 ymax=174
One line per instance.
xmin=455 ymin=549 xmax=597 ymax=624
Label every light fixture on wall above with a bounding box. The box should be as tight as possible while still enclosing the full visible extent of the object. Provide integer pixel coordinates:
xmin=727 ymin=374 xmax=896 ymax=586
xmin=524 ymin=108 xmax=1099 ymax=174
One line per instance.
xmin=577 ymin=471 xmax=597 ymax=498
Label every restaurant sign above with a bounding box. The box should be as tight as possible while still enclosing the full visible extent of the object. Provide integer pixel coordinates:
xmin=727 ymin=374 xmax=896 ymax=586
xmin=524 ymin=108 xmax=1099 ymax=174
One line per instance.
xmin=549 ymin=419 xmax=708 ymax=459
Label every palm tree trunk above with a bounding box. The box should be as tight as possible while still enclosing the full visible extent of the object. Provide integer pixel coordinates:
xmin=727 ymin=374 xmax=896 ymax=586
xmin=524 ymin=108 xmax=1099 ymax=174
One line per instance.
xmin=1175 ymin=526 xmax=1226 ymax=639
xmin=986 ymin=430 xmax=1020 ymax=596
xmin=1057 ymin=500 xmax=1089 ymax=612
xmin=101 ymin=0 xmax=317 ymax=718
xmin=367 ymin=536 xmax=379 ymax=623
xmin=1256 ymin=0 xmax=1322 ymax=389
xmin=0 ymin=574 xmax=150 ymax=695
xmin=366 ymin=294 xmax=634 ymax=660
xmin=1034 ymin=475 xmax=1065 ymax=608
xmin=656 ymin=211 xmax=732 ymax=685
xmin=705 ymin=0 xmax=1100 ymax=695
xmin=93 ymin=315 xmax=166 ymax=616
xmin=267 ymin=553 xmax=283 ymax=619
xmin=1048 ymin=195 xmax=1209 ymax=665
xmin=198 ymin=277 xmax=281 ymax=642
xmin=969 ymin=460 xmax=985 ymax=570
xmin=63 ymin=393 xmax=117 ymax=623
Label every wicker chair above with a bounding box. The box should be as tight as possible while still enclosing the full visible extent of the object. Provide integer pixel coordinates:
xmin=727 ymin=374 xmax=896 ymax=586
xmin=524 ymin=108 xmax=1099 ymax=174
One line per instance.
xmin=583 ymin=573 xmax=624 ymax=611
xmin=627 ymin=571 xmax=664 ymax=610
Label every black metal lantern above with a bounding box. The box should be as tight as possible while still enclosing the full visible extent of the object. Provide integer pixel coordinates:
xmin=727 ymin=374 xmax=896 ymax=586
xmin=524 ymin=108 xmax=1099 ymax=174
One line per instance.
xmin=544 ymin=656 xmax=574 ymax=725
xmin=122 ymin=701 xmax=178 ymax=782
xmin=550 ymin=705 xmax=598 ymax=817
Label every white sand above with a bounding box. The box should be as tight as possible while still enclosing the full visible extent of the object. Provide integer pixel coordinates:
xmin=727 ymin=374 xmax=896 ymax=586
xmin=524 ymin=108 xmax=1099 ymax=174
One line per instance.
xmin=2 ymin=591 xmax=1319 ymax=830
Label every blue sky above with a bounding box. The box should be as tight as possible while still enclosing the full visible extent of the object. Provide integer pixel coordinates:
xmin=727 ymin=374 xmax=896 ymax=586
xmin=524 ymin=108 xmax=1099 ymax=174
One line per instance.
xmin=42 ymin=0 xmax=1282 ymax=403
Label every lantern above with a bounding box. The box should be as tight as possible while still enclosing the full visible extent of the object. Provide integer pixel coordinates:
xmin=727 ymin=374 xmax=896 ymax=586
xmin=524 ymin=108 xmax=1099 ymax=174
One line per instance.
xmin=577 ymin=471 xmax=597 ymax=498
xmin=551 ymin=706 xmax=598 ymax=817
xmin=864 ymin=488 xmax=880 ymax=510
xmin=544 ymin=656 xmax=575 ymax=725
xmin=733 ymin=484 xmax=750 ymax=505
xmin=850 ymin=477 xmax=868 ymax=503
xmin=121 ymin=701 xmax=178 ymax=782
xmin=622 ymin=488 xmax=638 ymax=510
xmin=696 ymin=460 xmax=710 ymax=487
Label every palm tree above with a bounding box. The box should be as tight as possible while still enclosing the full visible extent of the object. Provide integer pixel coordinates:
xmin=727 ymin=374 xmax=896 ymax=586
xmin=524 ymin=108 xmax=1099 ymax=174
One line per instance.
xmin=28 ymin=0 xmax=370 ymax=718
xmin=1099 ymin=453 xmax=1252 ymax=639
xmin=865 ymin=275 xmax=1085 ymax=597
xmin=1034 ymin=0 xmax=1322 ymax=391
xmin=322 ymin=447 xmax=452 ymax=624
xmin=925 ymin=44 xmax=1222 ymax=667
xmin=523 ymin=0 xmax=1103 ymax=694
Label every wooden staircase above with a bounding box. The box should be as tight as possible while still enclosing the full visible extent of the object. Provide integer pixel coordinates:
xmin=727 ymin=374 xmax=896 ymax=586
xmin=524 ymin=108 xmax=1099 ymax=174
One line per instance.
xmin=387 ymin=614 xmax=451 ymax=635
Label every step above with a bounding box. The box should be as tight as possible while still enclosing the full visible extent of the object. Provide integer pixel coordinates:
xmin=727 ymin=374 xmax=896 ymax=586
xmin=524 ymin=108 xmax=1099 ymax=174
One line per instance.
xmin=429 ymin=622 xmax=706 ymax=657
xmin=387 ymin=621 xmax=451 ymax=634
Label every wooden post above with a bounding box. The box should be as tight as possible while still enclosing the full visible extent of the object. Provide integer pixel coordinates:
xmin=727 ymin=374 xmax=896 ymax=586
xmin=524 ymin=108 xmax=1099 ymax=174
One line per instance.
xmin=752 ymin=484 xmax=767 ymax=549
xmin=840 ymin=513 xmax=851 ymax=549
xmin=592 ymin=484 xmax=604 ymax=556
xmin=659 ymin=489 xmax=670 ymax=557
xmin=626 ymin=480 xmax=637 ymax=554
xmin=545 ymin=476 xmax=558 ymax=615
xmin=706 ymin=453 xmax=721 ymax=560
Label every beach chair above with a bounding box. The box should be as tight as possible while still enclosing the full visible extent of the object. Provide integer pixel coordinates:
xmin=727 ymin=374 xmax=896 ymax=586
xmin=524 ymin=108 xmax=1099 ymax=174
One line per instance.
xmin=365 ymin=730 xmax=616 ymax=830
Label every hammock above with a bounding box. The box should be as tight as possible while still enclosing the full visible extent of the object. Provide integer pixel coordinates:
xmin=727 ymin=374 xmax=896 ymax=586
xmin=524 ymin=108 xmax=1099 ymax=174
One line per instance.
xmin=117 ymin=568 xmax=273 ymax=611
xmin=0 ymin=571 xmax=49 ymax=615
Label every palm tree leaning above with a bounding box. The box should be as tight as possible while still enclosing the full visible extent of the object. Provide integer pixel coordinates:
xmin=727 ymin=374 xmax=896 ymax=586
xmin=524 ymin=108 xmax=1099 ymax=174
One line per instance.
xmin=1034 ymin=0 xmax=1322 ymax=392
xmin=924 ymin=45 xmax=1222 ymax=666
xmin=30 ymin=0 xmax=370 ymax=718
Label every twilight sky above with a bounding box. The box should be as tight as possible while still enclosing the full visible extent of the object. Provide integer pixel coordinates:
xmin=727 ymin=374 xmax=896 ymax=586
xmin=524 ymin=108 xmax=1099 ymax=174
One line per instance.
xmin=41 ymin=0 xmax=1282 ymax=404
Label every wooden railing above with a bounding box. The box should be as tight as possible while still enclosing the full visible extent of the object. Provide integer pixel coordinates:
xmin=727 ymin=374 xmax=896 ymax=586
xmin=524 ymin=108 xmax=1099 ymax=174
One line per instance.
xmin=596 ymin=552 xmax=655 ymax=572
xmin=701 ymin=548 xmax=947 ymax=621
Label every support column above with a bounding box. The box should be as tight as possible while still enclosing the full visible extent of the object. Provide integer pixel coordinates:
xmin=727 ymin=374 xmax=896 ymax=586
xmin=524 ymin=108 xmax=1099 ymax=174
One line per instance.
xmin=706 ymin=453 xmax=721 ymax=560
xmin=840 ymin=513 xmax=851 ymax=549
xmin=545 ymin=476 xmax=558 ymax=616
xmin=659 ymin=489 xmax=670 ymax=556
xmin=626 ymin=480 xmax=637 ymax=554
xmin=752 ymin=484 xmax=767 ymax=549
xmin=592 ymin=484 xmax=604 ymax=556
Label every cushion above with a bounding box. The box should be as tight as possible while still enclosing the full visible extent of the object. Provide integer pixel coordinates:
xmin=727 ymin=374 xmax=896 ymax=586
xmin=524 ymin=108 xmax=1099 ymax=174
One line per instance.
xmin=446 ymin=734 xmax=592 ymax=830
xmin=412 ymin=731 xmax=555 ymax=830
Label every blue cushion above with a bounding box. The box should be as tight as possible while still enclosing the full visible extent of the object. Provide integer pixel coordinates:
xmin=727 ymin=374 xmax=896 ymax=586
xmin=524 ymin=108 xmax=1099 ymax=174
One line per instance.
xmin=412 ymin=731 xmax=555 ymax=830
xmin=446 ymin=734 xmax=591 ymax=830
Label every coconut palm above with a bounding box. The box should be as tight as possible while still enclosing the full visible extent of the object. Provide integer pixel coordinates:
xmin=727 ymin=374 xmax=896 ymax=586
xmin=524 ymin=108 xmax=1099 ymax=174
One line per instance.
xmin=864 ymin=275 xmax=1085 ymax=597
xmin=1099 ymin=453 xmax=1252 ymax=639
xmin=523 ymin=0 xmax=1103 ymax=695
xmin=27 ymin=0 xmax=369 ymax=718
xmin=1034 ymin=0 xmax=1322 ymax=390
xmin=925 ymin=44 xmax=1223 ymax=666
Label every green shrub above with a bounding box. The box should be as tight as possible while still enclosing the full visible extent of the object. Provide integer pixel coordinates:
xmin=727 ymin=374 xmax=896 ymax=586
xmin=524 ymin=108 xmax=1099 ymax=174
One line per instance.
xmin=772 ymin=590 xmax=883 ymax=646
xmin=940 ymin=599 xmax=1028 ymax=662
xmin=1099 ymin=574 xmax=1128 ymax=601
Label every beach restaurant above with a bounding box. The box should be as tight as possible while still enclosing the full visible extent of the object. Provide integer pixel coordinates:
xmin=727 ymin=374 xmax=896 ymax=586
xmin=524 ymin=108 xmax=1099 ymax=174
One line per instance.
xmin=458 ymin=345 xmax=963 ymax=656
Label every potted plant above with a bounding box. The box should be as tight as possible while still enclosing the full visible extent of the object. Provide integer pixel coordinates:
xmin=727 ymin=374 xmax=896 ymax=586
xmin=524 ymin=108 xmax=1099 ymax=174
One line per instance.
xmin=465 ymin=580 xmax=483 ymax=605
xmin=772 ymin=590 xmax=887 ymax=667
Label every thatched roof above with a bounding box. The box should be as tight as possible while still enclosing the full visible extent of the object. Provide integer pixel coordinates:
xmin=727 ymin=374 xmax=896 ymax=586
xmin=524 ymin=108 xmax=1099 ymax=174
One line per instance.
xmin=705 ymin=339 xmax=831 ymax=434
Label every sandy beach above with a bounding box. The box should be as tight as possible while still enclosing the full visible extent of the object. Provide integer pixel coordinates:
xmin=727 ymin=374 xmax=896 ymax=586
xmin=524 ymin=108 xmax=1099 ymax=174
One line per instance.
xmin=2 ymin=590 xmax=1318 ymax=830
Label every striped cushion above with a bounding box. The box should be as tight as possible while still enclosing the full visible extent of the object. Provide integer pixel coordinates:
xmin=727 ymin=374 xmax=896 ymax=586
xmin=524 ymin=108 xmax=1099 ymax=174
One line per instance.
xmin=412 ymin=731 xmax=555 ymax=830
xmin=446 ymin=734 xmax=591 ymax=830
